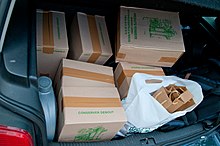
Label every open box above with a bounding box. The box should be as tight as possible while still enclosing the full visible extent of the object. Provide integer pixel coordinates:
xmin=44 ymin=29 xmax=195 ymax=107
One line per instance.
xmin=152 ymin=85 xmax=195 ymax=113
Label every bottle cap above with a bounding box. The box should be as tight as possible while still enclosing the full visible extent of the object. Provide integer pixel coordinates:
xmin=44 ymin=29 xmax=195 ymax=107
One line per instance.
xmin=38 ymin=76 xmax=52 ymax=93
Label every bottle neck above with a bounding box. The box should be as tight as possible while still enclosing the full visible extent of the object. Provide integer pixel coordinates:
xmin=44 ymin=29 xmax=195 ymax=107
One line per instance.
xmin=38 ymin=76 xmax=52 ymax=93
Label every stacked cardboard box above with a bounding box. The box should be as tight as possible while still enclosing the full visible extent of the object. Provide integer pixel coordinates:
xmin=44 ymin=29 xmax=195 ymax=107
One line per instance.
xmin=36 ymin=10 xmax=69 ymax=79
xmin=68 ymin=12 xmax=113 ymax=65
xmin=55 ymin=59 xmax=127 ymax=142
xmin=116 ymin=6 xmax=185 ymax=67
xmin=114 ymin=62 xmax=165 ymax=99
xmin=54 ymin=59 xmax=115 ymax=96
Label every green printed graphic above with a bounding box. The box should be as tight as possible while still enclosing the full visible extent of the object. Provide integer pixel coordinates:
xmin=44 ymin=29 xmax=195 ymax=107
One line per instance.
xmin=83 ymin=53 xmax=91 ymax=56
xmin=56 ymin=17 xmax=61 ymax=39
xmin=78 ymin=110 xmax=114 ymax=115
xmin=143 ymin=17 xmax=176 ymax=40
xmin=74 ymin=126 xmax=108 ymax=141
xmin=98 ymin=22 xmax=105 ymax=45
xmin=133 ymin=13 xmax=137 ymax=39
xmin=127 ymin=10 xmax=131 ymax=42
xmin=131 ymin=66 xmax=151 ymax=69
xmin=54 ymin=50 xmax=66 ymax=53
xmin=124 ymin=14 xmax=128 ymax=35
xmin=124 ymin=11 xmax=137 ymax=42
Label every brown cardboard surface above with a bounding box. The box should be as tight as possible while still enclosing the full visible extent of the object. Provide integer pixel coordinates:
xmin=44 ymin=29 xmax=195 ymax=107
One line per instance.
xmin=116 ymin=48 xmax=184 ymax=67
xmin=116 ymin=6 xmax=185 ymax=67
xmin=177 ymin=99 xmax=195 ymax=111
xmin=63 ymin=67 xmax=114 ymax=84
xmin=63 ymin=97 xmax=122 ymax=107
xmin=68 ymin=12 xmax=112 ymax=65
xmin=152 ymin=85 xmax=194 ymax=113
xmin=57 ymin=86 xmax=127 ymax=142
xmin=117 ymin=69 xmax=164 ymax=88
xmin=117 ymin=53 xmax=126 ymax=59
xmin=59 ymin=121 xmax=125 ymax=142
xmin=158 ymin=57 xmax=178 ymax=63
xmin=114 ymin=62 xmax=164 ymax=98
xmin=36 ymin=10 xmax=69 ymax=79
xmin=54 ymin=59 xmax=115 ymax=96
xmin=43 ymin=12 xmax=54 ymax=54
xmin=153 ymin=87 xmax=173 ymax=109
xmin=87 ymin=15 xmax=102 ymax=63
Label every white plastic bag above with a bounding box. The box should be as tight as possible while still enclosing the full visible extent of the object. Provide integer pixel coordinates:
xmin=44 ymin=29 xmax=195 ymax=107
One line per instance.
xmin=122 ymin=73 xmax=203 ymax=133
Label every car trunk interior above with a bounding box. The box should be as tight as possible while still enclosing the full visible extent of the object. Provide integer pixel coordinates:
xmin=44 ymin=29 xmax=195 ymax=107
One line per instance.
xmin=5 ymin=0 xmax=220 ymax=145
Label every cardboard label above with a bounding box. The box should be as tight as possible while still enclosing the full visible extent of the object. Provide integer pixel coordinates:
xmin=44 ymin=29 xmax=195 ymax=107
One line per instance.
xmin=43 ymin=12 xmax=54 ymax=54
xmin=87 ymin=15 xmax=102 ymax=63
xmin=62 ymin=67 xmax=114 ymax=84
xmin=63 ymin=97 xmax=121 ymax=108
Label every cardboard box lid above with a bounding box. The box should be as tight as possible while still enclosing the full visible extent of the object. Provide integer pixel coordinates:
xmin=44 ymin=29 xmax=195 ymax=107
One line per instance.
xmin=119 ymin=6 xmax=185 ymax=52
xmin=36 ymin=10 xmax=69 ymax=53
xmin=60 ymin=87 xmax=127 ymax=124
xmin=61 ymin=59 xmax=114 ymax=84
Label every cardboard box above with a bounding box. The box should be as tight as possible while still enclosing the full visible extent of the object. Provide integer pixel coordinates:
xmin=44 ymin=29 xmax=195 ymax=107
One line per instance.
xmin=54 ymin=59 xmax=115 ymax=95
xmin=36 ymin=10 xmax=69 ymax=79
xmin=152 ymin=85 xmax=194 ymax=113
xmin=68 ymin=12 xmax=112 ymax=65
xmin=116 ymin=6 xmax=185 ymax=67
xmin=152 ymin=87 xmax=173 ymax=109
xmin=176 ymin=99 xmax=195 ymax=111
xmin=57 ymin=87 xmax=127 ymax=142
xmin=114 ymin=62 xmax=165 ymax=98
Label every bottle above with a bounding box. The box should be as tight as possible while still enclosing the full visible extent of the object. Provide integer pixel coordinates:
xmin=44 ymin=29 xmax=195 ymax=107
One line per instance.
xmin=38 ymin=76 xmax=56 ymax=141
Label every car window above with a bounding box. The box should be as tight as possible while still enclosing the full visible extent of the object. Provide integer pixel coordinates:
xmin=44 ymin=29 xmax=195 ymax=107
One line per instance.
xmin=0 ymin=0 xmax=16 ymax=53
